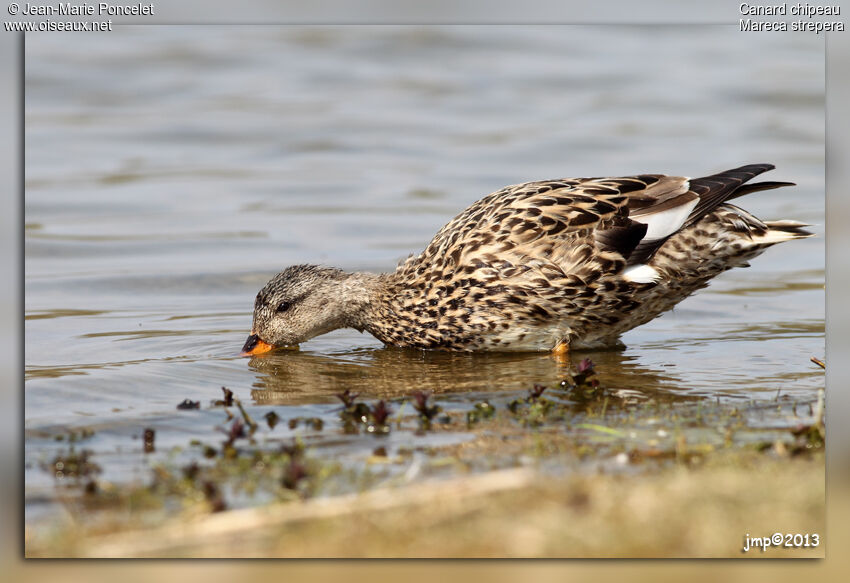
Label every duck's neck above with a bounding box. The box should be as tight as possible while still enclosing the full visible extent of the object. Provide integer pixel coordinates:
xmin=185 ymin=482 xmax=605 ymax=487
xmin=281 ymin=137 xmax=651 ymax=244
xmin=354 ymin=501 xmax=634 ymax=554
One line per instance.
xmin=337 ymin=271 xmax=391 ymax=332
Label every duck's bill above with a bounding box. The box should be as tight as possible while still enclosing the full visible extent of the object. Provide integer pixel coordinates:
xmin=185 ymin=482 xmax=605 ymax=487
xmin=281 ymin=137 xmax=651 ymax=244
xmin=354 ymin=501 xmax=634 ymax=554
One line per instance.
xmin=240 ymin=333 xmax=274 ymax=356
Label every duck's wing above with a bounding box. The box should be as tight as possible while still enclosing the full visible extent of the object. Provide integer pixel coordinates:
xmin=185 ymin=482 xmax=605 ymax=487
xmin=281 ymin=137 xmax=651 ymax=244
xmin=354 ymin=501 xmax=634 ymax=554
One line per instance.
xmin=406 ymin=177 xmax=639 ymax=275
xmin=400 ymin=164 xmax=791 ymax=283
xmin=625 ymin=163 xmax=793 ymax=265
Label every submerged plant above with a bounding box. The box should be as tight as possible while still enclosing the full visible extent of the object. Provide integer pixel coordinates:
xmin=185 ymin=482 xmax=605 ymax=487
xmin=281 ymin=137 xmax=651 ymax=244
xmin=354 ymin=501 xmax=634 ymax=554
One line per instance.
xmin=528 ymin=384 xmax=547 ymax=401
xmin=221 ymin=417 xmax=245 ymax=447
xmin=337 ymin=389 xmax=371 ymax=433
xmin=279 ymin=439 xmax=314 ymax=493
xmin=467 ymin=400 xmax=497 ymax=426
xmin=235 ymin=399 xmax=259 ymax=435
xmin=411 ymin=390 xmax=441 ymax=429
xmin=559 ymin=358 xmax=604 ymax=402
xmin=265 ymin=411 xmax=280 ymax=429
xmin=368 ymin=400 xmax=393 ymax=434
xmin=46 ymin=448 xmax=102 ymax=481
xmin=212 ymin=387 xmax=235 ymax=407
xmin=506 ymin=382 xmax=565 ymax=427
xmin=336 ymin=391 xmax=393 ymax=434
xmin=336 ymin=389 xmax=360 ymax=408
xmin=143 ymin=428 xmax=155 ymax=453
xmin=288 ymin=417 xmax=325 ymax=431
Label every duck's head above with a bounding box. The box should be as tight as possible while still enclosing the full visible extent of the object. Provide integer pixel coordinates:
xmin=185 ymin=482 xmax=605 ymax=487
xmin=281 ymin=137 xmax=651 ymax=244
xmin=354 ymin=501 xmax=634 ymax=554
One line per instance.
xmin=241 ymin=264 xmax=353 ymax=356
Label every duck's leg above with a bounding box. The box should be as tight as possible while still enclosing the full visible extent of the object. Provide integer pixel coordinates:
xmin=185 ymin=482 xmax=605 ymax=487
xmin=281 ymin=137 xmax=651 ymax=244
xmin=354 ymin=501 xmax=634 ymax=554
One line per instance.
xmin=551 ymin=340 xmax=570 ymax=365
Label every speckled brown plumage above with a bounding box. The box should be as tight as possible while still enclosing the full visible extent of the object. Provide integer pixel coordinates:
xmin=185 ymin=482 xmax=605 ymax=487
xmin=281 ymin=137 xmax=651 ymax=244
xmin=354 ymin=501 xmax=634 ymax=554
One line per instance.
xmin=242 ymin=164 xmax=811 ymax=354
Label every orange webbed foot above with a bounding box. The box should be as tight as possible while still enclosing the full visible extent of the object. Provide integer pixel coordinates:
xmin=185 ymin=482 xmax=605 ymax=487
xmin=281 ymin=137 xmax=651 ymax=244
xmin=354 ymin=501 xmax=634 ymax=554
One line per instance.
xmin=550 ymin=341 xmax=570 ymax=365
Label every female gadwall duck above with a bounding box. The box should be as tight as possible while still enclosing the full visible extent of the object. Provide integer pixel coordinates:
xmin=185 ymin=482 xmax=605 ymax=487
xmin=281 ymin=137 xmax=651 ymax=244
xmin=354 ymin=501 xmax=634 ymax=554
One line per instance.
xmin=242 ymin=164 xmax=811 ymax=355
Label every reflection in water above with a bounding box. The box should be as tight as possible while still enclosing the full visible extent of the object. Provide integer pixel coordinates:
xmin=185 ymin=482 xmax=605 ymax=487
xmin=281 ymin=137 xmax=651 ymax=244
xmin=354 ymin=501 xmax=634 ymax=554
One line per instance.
xmin=247 ymin=346 xmax=692 ymax=405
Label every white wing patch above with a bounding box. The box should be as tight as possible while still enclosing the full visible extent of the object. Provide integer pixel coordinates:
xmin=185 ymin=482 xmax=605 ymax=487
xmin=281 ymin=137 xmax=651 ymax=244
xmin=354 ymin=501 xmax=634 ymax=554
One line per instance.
xmin=632 ymin=197 xmax=699 ymax=241
xmin=622 ymin=264 xmax=661 ymax=284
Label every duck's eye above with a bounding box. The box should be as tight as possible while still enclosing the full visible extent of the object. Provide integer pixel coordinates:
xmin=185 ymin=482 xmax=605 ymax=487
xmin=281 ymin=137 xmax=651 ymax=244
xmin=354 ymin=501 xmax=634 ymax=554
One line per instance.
xmin=276 ymin=301 xmax=292 ymax=313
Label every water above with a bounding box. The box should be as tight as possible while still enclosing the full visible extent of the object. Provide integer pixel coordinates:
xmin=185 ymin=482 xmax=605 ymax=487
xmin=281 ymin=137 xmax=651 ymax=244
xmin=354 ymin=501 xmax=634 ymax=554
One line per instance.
xmin=24 ymin=26 xmax=824 ymax=527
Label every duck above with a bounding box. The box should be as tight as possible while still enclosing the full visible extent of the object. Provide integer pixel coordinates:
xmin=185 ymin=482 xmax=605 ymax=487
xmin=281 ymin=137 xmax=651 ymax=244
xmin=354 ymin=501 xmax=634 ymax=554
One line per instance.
xmin=241 ymin=163 xmax=811 ymax=356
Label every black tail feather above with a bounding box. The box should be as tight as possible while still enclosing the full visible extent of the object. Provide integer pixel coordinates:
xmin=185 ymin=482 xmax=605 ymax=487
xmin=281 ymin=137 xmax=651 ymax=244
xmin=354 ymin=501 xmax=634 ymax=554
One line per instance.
xmin=728 ymin=180 xmax=796 ymax=199
xmin=684 ymin=164 xmax=789 ymax=228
